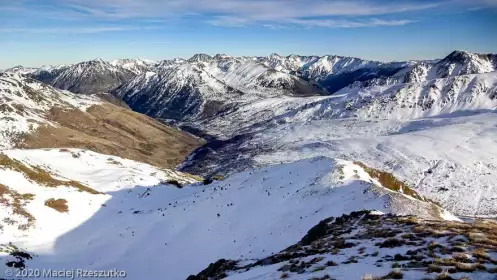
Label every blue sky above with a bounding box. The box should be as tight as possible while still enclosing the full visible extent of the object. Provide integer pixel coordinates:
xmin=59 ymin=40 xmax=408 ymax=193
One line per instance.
xmin=0 ymin=0 xmax=496 ymax=68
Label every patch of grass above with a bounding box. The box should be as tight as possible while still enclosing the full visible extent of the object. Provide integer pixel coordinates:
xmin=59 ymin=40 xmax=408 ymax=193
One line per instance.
xmin=381 ymin=269 xmax=403 ymax=279
xmin=427 ymin=264 xmax=443 ymax=273
xmin=312 ymin=265 xmax=326 ymax=272
xmin=428 ymin=241 xmax=445 ymax=251
xmin=401 ymin=233 xmax=416 ymax=240
xmin=0 ymin=183 xmax=35 ymax=230
xmin=377 ymin=238 xmax=405 ymax=248
xmin=211 ymin=174 xmax=225 ymax=181
xmin=0 ymin=153 xmax=100 ymax=194
xmin=454 ymin=262 xmax=486 ymax=272
xmin=434 ymin=272 xmax=454 ymax=280
xmin=44 ymin=198 xmax=68 ymax=213
xmin=434 ymin=258 xmax=457 ymax=266
xmin=473 ymin=248 xmax=489 ymax=260
xmin=354 ymin=162 xmax=425 ymax=201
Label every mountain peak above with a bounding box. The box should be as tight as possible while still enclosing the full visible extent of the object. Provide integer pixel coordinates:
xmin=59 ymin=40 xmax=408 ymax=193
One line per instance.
xmin=213 ymin=53 xmax=231 ymax=60
xmin=187 ymin=53 xmax=213 ymax=63
xmin=444 ymin=50 xmax=472 ymax=61
xmin=90 ymin=58 xmax=106 ymax=63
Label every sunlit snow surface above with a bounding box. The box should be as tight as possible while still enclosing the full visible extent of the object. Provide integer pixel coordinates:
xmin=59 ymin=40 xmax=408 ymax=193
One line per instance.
xmin=0 ymin=150 xmax=450 ymax=279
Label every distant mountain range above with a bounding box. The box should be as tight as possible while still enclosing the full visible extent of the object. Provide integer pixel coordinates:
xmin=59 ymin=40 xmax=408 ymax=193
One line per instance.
xmin=4 ymin=50 xmax=496 ymax=122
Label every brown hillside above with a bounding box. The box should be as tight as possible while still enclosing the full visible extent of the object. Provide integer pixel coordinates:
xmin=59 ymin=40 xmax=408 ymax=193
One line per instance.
xmin=19 ymin=103 xmax=202 ymax=168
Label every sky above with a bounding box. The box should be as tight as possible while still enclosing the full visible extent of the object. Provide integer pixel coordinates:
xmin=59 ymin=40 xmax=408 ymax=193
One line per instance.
xmin=0 ymin=0 xmax=496 ymax=68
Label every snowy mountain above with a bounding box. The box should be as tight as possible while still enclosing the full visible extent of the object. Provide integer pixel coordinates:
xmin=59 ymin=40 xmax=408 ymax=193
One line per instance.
xmin=156 ymin=58 xmax=186 ymax=68
xmin=349 ymin=51 xmax=497 ymax=89
xmin=7 ymin=50 xmax=494 ymax=97
xmin=50 ymin=59 xmax=136 ymax=94
xmin=256 ymin=51 xmax=497 ymax=93
xmin=28 ymin=64 xmax=71 ymax=84
xmin=188 ymin=53 xmax=214 ymax=63
xmin=112 ymin=57 xmax=327 ymax=121
xmin=3 ymin=64 xmax=71 ymax=84
xmin=110 ymin=58 xmax=157 ymax=75
xmin=0 ymin=72 xmax=100 ymax=149
xmin=179 ymin=71 xmax=497 ymax=139
xmin=0 ymin=73 xmax=200 ymax=167
xmin=108 ymin=50 xmax=497 ymax=123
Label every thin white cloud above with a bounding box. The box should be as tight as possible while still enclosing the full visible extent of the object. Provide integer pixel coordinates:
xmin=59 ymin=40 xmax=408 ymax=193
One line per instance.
xmin=289 ymin=18 xmax=417 ymax=28
xmin=210 ymin=17 xmax=417 ymax=28
xmin=207 ymin=16 xmax=250 ymax=27
xmin=0 ymin=26 xmax=156 ymax=34
xmin=58 ymin=0 xmax=444 ymax=19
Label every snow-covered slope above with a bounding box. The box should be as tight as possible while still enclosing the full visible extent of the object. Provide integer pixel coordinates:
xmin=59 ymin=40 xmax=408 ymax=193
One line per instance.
xmin=0 ymin=148 xmax=197 ymax=238
xmin=180 ymin=72 xmax=497 ymax=216
xmin=113 ymin=58 xmax=327 ymax=121
xmin=0 ymin=154 xmax=452 ymax=279
xmin=51 ymin=59 xmax=135 ymax=94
